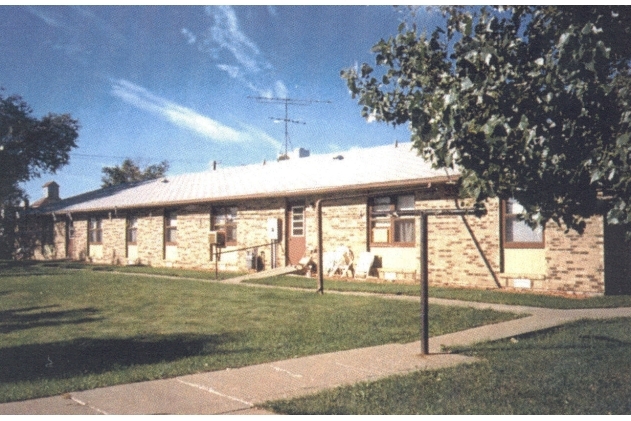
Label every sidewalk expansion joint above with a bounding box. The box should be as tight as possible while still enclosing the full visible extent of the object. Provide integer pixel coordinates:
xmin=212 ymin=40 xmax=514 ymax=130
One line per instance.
xmin=271 ymin=365 xmax=303 ymax=378
xmin=176 ymin=379 xmax=253 ymax=407
xmin=70 ymin=396 xmax=109 ymax=415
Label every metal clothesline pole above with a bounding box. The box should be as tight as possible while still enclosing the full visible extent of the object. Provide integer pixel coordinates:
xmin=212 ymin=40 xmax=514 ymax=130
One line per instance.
xmin=418 ymin=207 xmax=486 ymax=356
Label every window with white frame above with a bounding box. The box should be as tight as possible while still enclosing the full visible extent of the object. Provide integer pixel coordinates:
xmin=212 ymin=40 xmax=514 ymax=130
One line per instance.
xmin=370 ymin=194 xmax=416 ymax=246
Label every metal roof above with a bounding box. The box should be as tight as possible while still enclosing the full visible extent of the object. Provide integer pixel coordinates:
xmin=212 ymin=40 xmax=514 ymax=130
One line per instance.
xmin=37 ymin=142 xmax=458 ymax=214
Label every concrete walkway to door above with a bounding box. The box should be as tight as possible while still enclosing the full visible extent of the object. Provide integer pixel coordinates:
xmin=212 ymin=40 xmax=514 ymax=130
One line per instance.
xmin=2 ymin=292 xmax=631 ymax=415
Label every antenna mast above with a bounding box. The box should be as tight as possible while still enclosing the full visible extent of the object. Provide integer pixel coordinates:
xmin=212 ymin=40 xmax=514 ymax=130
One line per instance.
xmin=249 ymin=96 xmax=331 ymax=156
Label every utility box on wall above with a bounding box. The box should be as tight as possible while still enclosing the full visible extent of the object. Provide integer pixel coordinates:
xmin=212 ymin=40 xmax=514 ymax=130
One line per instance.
xmin=209 ymin=231 xmax=226 ymax=248
xmin=267 ymin=218 xmax=281 ymax=241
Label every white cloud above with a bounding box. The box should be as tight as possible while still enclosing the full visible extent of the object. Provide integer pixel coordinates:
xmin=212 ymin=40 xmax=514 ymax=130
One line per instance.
xmin=216 ymin=64 xmax=241 ymax=79
xmin=26 ymin=6 xmax=66 ymax=29
xmin=202 ymin=6 xmax=288 ymax=99
xmin=238 ymin=123 xmax=283 ymax=151
xmin=274 ymin=81 xmax=288 ymax=99
xmin=111 ymin=79 xmax=242 ymax=143
xmin=206 ymin=6 xmax=264 ymax=73
xmin=181 ymin=28 xmax=197 ymax=45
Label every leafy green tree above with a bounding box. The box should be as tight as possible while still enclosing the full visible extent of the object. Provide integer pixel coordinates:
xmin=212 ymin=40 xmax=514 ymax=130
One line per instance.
xmin=101 ymin=158 xmax=169 ymax=187
xmin=0 ymin=90 xmax=79 ymax=258
xmin=342 ymin=6 xmax=631 ymax=234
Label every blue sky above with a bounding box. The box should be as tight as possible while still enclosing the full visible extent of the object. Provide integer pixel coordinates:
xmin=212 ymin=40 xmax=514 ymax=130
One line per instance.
xmin=0 ymin=6 xmax=444 ymax=202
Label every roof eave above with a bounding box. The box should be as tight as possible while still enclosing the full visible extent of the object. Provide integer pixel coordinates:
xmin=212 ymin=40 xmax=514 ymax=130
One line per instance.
xmin=36 ymin=175 xmax=460 ymax=215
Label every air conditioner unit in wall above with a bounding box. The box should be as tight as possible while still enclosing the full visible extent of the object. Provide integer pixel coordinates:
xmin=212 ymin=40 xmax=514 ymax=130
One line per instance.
xmin=209 ymin=231 xmax=226 ymax=248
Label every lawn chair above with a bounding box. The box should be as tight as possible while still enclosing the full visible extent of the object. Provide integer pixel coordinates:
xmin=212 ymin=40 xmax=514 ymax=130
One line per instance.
xmin=326 ymin=246 xmax=354 ymax=277
xmin=354 ymin=251 xmax=375 ymax=278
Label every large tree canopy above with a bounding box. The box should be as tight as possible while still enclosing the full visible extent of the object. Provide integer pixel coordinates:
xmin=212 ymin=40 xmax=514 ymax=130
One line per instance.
xmin=0 ymin=91 xmax=79 ymax=205
xmin=0 ymin=91 xmax=79 ymax=259
xmin=101 ymin=158 xmax=169 ymax=187
xmin=342 ymin=6 xmax=631 ymax=234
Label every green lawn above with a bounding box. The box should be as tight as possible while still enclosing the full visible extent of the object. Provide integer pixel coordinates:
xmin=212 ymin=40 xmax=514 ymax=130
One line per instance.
xmin=248 ymin=275 xmax=631 ymax=309
xmin=0 ymin=260 xmax=242 ymax=281
xmin=0 ymin=262 xmax=517 ymax=403
xmin=264 ymin=318 xmax=631 ymax=415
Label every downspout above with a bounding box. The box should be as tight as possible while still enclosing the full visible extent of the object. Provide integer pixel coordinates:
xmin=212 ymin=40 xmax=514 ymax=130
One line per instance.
xmin=316 ymin=198 xmax=324 ymax=294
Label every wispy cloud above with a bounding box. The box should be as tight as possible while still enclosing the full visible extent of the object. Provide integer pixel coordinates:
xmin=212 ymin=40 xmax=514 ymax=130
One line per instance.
xmin=27 ymin=6 xmax=126 ymax=65
xmin=26 ymin=6 xmax=66 ymax=29
xmin=111 ymin=79 xmax=241 ymax=142
xmin=237 ymin=123 xmax=283 ymax=151
xmin=205 ymin=5 xmax=267 ymax=73
xmin=181 ymin=6 xmax=288 ymax=99
xmin=111 ymin=79 xmax=282 ymax=150
xmin=181 ymin=27 xmax=197 ymax=45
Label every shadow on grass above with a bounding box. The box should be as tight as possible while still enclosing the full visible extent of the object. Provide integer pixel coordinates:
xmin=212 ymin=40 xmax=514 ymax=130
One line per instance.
xmin=0 ymin=305 xmax=102 ymax=334
xmin=0 ymin=333 xmax=236 ymax=383
xmin=449 ymin=323 xmax=631 ymax=355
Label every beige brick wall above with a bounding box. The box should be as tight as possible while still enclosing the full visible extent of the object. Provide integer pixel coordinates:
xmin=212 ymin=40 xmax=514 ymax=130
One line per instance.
xmin=135 ymin=209 xmax=165 ymax=266
xmin=73 ymin=218 xmax=88 ymax=261
xmin=232 ymin=198 xmax=286 ymax=271
xmin=101 ymin=216 xmax=126 ymax=265
xmin=40 ymin=188 xmax=608 ymax=295
xmin=417 ymin=192 xmax=501 ymax=289
xmin=544 ymin=216 xmax=605 ymax=294
xmin=175 ymin=205 xmax=213 ymax=269
xmin=308 ymin=197 xmax=367 ymax=258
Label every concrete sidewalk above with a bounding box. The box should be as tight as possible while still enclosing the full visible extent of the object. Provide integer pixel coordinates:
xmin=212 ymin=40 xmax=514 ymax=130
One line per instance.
xmin=2 ymin=300 xmax=631 ymax=415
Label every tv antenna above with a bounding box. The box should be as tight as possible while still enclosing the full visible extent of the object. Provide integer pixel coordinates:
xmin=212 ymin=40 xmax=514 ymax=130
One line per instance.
xmin=249 ymin=96 xmax=331 ymax=156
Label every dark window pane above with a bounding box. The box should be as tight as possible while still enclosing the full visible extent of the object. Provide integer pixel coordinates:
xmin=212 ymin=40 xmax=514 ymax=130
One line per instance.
xmin=394 ymin=219 xmax=415 ymax=243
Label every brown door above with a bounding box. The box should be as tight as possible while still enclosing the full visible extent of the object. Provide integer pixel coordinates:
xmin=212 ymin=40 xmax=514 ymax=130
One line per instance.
xmin=66 ymin=220 xmax=75 ymax=259
xmin=288 ymin=204 xmax=306 ymax=265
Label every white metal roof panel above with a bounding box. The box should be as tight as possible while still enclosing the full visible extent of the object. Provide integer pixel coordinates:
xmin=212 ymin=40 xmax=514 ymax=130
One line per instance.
xmin=39 ymin=142 xmax=458 ymax=213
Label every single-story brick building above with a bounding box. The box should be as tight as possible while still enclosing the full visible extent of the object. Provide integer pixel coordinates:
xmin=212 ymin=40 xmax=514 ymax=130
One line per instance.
xmin=24 ymin=142 xmax=631 ymax=295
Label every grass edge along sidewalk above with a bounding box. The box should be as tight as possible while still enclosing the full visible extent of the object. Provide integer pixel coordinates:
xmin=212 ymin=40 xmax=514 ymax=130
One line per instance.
xmin=263 ymin=316 xmax=631 ymax=415
xmin=0 ymin=263 xmax=519 ymax=404
xmin=247 ymin=275 xmax=631 ymax=309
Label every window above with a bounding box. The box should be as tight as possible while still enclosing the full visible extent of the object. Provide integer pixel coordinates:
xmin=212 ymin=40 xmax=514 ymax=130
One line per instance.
xmin=370 ymin=194 xmax=415 ymax=246
xmin=502 ymin=199 xmax=544 ymax=248
xmin=127 ymin=216 xmax=138 ymax=244
xmin=165 ymin=211 xmax=177 ymax=244
xmin=291 ymin=206 xmax=305 ymax=236
xmin=212 ymin=206 xmax=237 ymax=245
xmin=89 ymin=217 xmax=102 ymax=244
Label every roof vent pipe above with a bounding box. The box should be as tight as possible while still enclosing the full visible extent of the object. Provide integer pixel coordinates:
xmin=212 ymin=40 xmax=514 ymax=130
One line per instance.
xmin=213 ymin=161 xmax=217 ymax=170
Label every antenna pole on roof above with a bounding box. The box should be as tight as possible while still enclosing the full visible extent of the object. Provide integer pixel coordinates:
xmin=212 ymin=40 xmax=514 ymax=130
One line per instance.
xmin=248 ymin=96 xmax=332 ymax=156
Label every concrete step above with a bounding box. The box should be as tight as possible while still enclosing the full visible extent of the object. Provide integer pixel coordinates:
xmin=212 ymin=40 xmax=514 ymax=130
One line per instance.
xmin=222 ymin=265 xmax=300 ymax=284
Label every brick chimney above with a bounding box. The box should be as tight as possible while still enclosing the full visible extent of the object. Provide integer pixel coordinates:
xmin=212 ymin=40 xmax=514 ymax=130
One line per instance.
xmin=31 ymin=181 xmax=60 ymax=208
xmin=42 ymin=181 xmax=60 ymax=201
